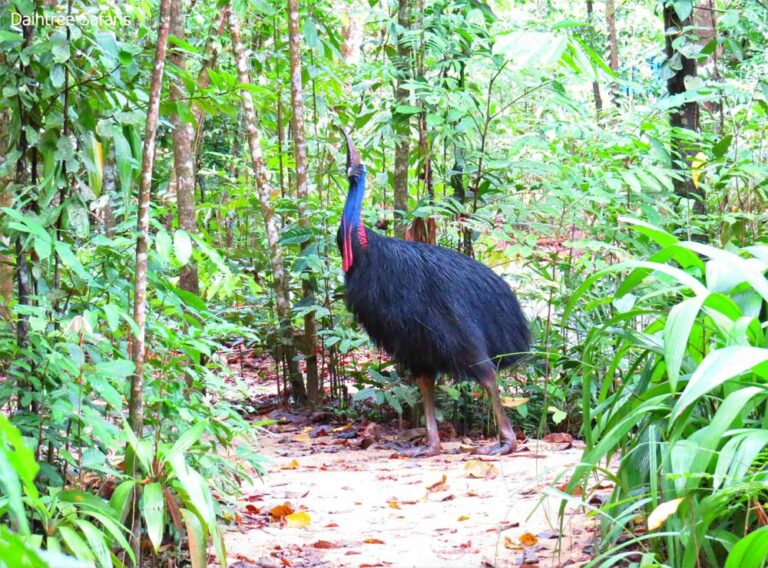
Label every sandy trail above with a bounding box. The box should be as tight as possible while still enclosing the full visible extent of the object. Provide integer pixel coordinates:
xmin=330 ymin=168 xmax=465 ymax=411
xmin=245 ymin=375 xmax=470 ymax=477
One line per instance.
xmin=223 ymin=423 xmax=596 ymax=568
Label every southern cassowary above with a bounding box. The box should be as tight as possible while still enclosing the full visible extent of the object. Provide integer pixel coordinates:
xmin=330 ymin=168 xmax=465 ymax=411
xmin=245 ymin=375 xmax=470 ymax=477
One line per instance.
xmin=337 ymin=132 xmax=530 ymax=456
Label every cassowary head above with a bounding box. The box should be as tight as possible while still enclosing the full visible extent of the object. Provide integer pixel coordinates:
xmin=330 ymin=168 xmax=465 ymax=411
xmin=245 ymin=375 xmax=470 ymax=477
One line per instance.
xmin=340 ymin=130 xmax=367 ymax=272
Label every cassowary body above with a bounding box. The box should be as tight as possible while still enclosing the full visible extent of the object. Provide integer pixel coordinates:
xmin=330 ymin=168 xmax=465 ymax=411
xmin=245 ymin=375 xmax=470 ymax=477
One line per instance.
xmin=338 ymin=133 xmax=530 ymax=456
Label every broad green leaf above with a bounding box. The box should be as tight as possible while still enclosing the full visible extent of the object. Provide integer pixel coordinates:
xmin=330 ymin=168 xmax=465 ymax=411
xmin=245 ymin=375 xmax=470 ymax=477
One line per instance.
xmin=74 ymin=520 xmax=111 ymax=568
xmin=94 ymin=360 xmax=135 ymax=379
xmin=58 ymin=525 xmax=95 ymax=563
xmin=109 ymin=480 xmax=135 ymax=522
xmin=164 ymin=420 xmax=207 ymax=465
xmin=725 ymin=526 xmax=768 ymax=568
xmin=155 ymin=230 xmax=173 ymax=263
xmin=141 ymin=483 xmax=165 ymax=553
xmin=672 ymin=346 xmax=768 ymax=419
xmin=181 ymin=508 xmax=207 ymax=568
xmin=174 ymin=230 xmax=193 ymax=265
xmin=664 ymin=295 xmax=705 ymax=391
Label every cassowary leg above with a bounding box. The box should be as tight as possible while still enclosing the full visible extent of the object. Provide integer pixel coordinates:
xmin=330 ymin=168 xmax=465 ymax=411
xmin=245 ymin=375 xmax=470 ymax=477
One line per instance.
xmin=474 ymin=372 xmax=517 ymax=456
xmin=403 ymin=375 xmax=441 ymax=457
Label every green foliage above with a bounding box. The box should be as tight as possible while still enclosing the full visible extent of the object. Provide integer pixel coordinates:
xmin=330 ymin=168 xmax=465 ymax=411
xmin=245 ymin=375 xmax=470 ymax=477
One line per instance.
xmin=564 ymin=221 xmax=768 ymax=566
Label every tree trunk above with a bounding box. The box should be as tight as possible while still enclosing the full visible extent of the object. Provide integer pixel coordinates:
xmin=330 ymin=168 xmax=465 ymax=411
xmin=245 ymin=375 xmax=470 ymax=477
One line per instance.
xmin=605 ymin=0 xmax=619 ymax=104
xmin=193 ymin=9 xmax=227 ymax=156
xmin=0 ymin=110 xmax=13 ymax=321
xmin=393 ymin=0 xmax=412 ymax=239
xmin=287 ymin=0 xmax=320 ymax=406
xmin=663 ymin=4 xmax=705 ymax=214
xmin=587 ymin=0 xmax=603 ymax=115
xmin=169 ymin=0 xmax=199 ymax=295
xmin=228 ymin=5 xmax=307 ymax=403
xmin=126 ymin=0 xmax=171 ymax=561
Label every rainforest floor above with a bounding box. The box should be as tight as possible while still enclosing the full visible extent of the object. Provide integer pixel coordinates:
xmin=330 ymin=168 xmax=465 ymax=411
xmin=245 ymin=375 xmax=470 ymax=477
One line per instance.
xmin=220 ymin=408 xmax=602 ymax=568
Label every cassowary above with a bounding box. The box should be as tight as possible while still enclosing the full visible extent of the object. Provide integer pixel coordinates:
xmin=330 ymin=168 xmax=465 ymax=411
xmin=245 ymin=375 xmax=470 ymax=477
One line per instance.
xmin=337 ymin=132 xmax=530 ymax=456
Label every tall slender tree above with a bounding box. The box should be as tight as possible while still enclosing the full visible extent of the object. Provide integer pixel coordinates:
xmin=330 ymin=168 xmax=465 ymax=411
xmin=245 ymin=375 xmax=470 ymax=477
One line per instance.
xmin=287 ymin=0 xmax=320 ymax=405
xmin=126 ymin=0 xmax=172 ymax=560
xmin=0 ymin=110 xmax=12 ymax=321
xmin=229 ymin=4 xmax=307 ymax=403
xmin=663 ymin=2 xmax=705 ymax=214
xmin=169 ymin=0 xmax=199 ymax=295
xmin=393 ymin=0 xmax=412 ymax=238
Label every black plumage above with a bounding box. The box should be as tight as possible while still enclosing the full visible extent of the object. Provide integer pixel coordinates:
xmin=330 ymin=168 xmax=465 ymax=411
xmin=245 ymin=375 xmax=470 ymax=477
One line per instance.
xmin=337 ymin=132 xmax=530 ymax=456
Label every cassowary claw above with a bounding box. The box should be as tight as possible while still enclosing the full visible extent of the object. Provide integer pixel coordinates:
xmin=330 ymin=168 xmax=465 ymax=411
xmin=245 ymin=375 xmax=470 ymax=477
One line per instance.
xmin=472 ymin=439 xmax=517 ymax=456
xmin=400 ymin=444 xmax=442 ymax=458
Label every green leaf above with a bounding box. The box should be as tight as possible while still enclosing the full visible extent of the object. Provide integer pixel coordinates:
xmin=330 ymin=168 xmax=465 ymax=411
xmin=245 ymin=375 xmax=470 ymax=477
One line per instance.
xmin=155 ymin=230 xmax=173 ymax=263
xmin=672 ymin=346 xmax=768 ymax=419
xmin=174 ymin=229 xmax=193 ymax=265
xmin=142 ymin=483 xmax=165 ymax=553
xmin=75 ymin=520 xmax=111 ymax=568
xmin=164 ymin=420 xmax=207 ymax=465
xmin=181 ymin=508 xmax=208 ymax=568
xmin=712 ymin=134 xmax=733 ymax=158
xmin=58 ymin=525 xmax=95 ymax=563
xmin=109 ymin=480 xmax=135 ymax=522
xmin=394 ymin=105 xmax=424 ymax=115
xmin=103 ymin=304 xmax=120 ymax=332
xmin=94 ymin=359 xmax=135 ymax=379
xmin=664 ymin=295 xmax=705 ymax=391
xmin=725 ymin=526 xmax=768 ymax=568
xmin=673 ymin=0 xmax=693 ymax=21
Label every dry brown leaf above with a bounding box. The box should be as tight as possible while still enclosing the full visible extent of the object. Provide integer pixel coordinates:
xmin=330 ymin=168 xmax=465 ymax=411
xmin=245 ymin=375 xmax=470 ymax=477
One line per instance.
xmin=312 ymin=540 xmax=339 ymax=549
xmin=364 ymin=538 xmax=385 ymax=544
xmin=387 ymin=501 xmax=401 ymax=509
xmin=464 ymin=460 xmax=499 ymax=479
xmin=244 ymin=504 xmax=260 ymax=514
xmin=458 ymin=515 xmax=470 ymax=521
xmin=285 ymin=511 xmax=311 ymax=528
xmin=543 ymin=433 xmax=573 ymax=444
xmin=281 ymin=459 xmax=299 ymax=470
xmin=557 ymin=483 xmax=583 ymax=497
xmin=269 ymin=502 xmax=294 ymax=519
xmin=427 ymin=474 xmax=448 ymax=493
xmin=519 ymin=532 xmax=538 ymax=547
xmin=501 ymin=397 xmax=529 ymax=408
xmin=294 ymin=433 xmax=311 ymax=442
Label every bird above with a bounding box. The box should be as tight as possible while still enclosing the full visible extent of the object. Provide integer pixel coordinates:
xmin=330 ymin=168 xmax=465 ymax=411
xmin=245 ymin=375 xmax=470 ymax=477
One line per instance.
xmin=337 ymin=131 xmax=530 ymax=456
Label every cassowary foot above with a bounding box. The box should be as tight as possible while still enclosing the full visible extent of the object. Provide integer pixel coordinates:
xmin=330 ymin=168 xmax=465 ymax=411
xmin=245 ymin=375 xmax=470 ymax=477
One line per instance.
xmin=472 ymin=439 xmax=517 ymax=456
xmin=401 ymin=444 xmax=442 ymax=458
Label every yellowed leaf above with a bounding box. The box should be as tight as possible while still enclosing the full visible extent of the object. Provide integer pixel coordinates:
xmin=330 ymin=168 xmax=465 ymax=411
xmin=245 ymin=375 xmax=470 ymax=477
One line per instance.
xmin=692 ymin=151 xmax=707 ymax=189
xmin=648 ymin=498 xmax=684 ymax=531
xmin=388 ymin=501 xmax=401 ymax=509
xmin=458 ymin=515 xmax=470 ymax=521
xmin=501 ymin=397 xmax=529 ymax=408
xmin=364 ymin=538 xmax=385 ymax=544
xmin=281 ymin=459 xmax=299 ymax=470
xmin=503 ymin=535 xmax=522 ymax=550
xmin=333 ymin=423 xmax=352 ymax=432
xmin=294 ymin=433 xmax=311 ymax=442
xmin=427 ymin=474 xmax=448 ymax=493
xmin=464 ymin=460 xmax=499 ymax=479
xmin=285 ymin=511 xmax=311 ymax=528
xmin=519 ymin=532 xmax=538 ymax=547
xmin=269 ymin=502 xmax=294 ymax=519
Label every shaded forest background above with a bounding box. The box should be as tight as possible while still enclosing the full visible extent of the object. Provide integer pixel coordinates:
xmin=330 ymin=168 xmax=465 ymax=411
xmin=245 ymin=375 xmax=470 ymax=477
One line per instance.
xmin=1 ymin=0 xmax=767 ymax=566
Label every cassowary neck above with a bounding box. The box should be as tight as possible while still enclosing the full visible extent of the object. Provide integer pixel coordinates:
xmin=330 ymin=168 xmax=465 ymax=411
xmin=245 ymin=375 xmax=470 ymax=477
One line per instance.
xmin=340 ymin=166 xmax=367 ymax=272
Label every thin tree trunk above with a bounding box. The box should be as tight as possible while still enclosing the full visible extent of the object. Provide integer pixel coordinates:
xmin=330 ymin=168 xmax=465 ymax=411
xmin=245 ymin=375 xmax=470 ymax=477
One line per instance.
xmin=228 ymin=5 xmax=307 ymax=403
xmin=393 ymin=0 xmax=412 ymax=239
xmin=587 ymin=0 xmax=603 ymax=115
xmin=605 ymin=0 xmax=619 ymax=104
xmin=126 ymin=0 xmax=171 ymax=561
xmin=287 ymin=0 xmax=320 ymax=406
xmin=192 ymin=9 xmax=227 ymax=156
xmin=169 ymin=0 xmax=199 ymax=295
xmin=663 ymin=4 xmax=705 ymax=215
xmin=0 ymin=110 xmax=13 ymax=321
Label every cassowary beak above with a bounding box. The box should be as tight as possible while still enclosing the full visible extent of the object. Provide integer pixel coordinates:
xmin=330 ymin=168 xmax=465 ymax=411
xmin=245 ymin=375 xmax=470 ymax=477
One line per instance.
xmin=342 ymin=130 xmax=361 ymax=178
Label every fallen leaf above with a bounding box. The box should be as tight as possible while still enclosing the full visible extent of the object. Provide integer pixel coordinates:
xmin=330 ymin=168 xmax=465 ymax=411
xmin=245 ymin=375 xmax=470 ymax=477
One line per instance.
xmin=281 ymin=459 xmax=299 ymax=470
xmin=464 ymin=460 xmax=499 ymax=479
xmin=501 ymin=397 xmax=529 ymax=408
xmin=325 ymin=522 xmax=339 ymax=528
xmin=388 ymin=501 xmax=401 ymax=509
xmin=285 ymin=511 xmax=311 ymax=528
xmin=294 ymin=433 xmax=311 ymax=442
xmin=557 ymin=483 xmax=583 ymax=496
xmin=504 ymin=535 xmax=522 ymax=550
xmin=312 ymin=540 xmax=339 ymax=549
xmin=543 ymin=433 xmax=573 ymax=444
xmin=648 ymin=498 xmax=684 ymax=531
xmin=427 ymin=474 xmax=448 ymax=493
xmin=364 ymin=538 xmax=385 ymax=544
xmin=244 ymin=504 xmax=261 ymax=514
xmin=458 ymin=515 xmax=470 ymax=521
xmin=519 ymin=532 xmax=538 ymax=547
xmin=333 ymin=423 xmax=352 ymax=432
xmin=269 ymin=503 xmax=294 ymax=519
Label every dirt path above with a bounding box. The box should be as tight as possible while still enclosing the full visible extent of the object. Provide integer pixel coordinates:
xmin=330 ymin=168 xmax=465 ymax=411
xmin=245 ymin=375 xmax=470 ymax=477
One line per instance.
xmin=224 ymin=421 xmax=596 ymax=568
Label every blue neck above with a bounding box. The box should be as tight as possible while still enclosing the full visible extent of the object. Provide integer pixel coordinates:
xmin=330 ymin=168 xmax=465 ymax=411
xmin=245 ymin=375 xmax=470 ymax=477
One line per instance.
xmin=341 ymin=166 xmax=366 ymax=230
